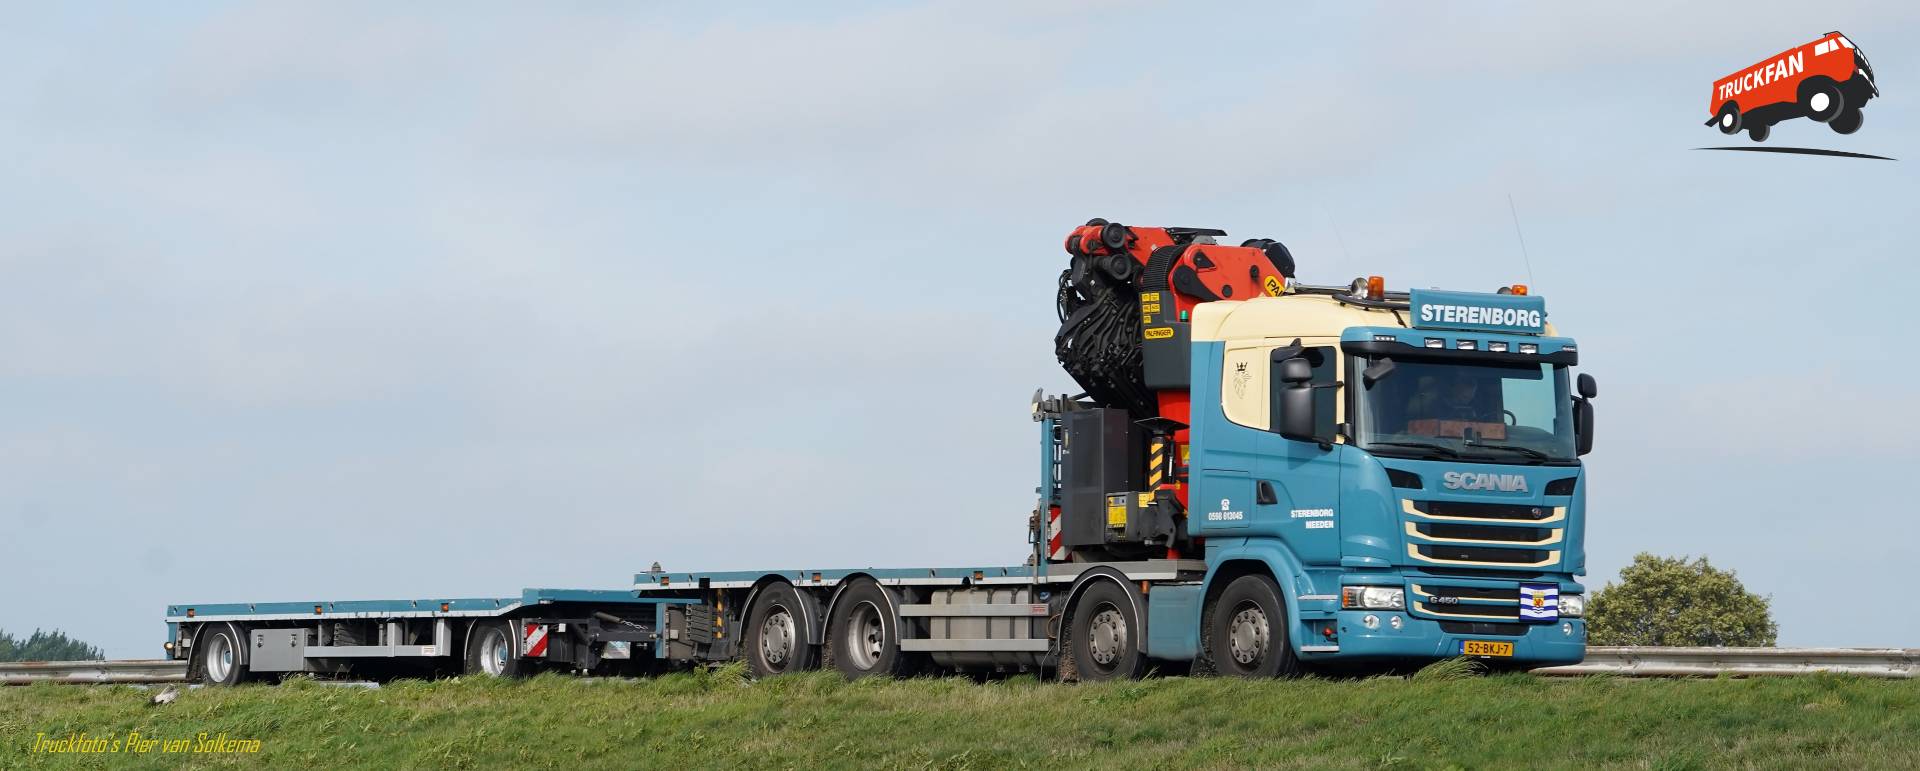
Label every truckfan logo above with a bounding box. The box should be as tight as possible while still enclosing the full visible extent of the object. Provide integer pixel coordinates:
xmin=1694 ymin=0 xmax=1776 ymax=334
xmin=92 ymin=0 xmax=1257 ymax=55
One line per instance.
xmin=1699 ymin=31 xmax=1892 ymax=160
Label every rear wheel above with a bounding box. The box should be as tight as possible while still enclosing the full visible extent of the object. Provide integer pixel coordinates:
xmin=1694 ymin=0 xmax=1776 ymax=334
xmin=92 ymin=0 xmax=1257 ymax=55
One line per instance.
xmin=1204 ymin=574 xmax=1301 ymax=678
xmin=1830 ymin=109 xmax=1864 ymax=135
xmin=744 ymin=583 xmax=816 ymax=677
xmin=194 ymin=625 xmax=249 ymax=686
xmin=464 ymin=620 xmax=524 ymax=678
xmin=828 ymin=580 xmax=911 ymax=679
xmin=1748 ymin=122 xmax=1770 ymax=142
xmin=1067 ymin=580 xmax=1144 ymax=682
xmin=1715 ymin=103 xmax=1742 ymax=135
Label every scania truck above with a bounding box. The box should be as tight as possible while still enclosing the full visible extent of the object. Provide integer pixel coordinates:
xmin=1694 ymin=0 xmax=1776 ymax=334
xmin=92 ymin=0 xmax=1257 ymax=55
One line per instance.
xmin=164 ymin=220 xmax=1597 ymax=684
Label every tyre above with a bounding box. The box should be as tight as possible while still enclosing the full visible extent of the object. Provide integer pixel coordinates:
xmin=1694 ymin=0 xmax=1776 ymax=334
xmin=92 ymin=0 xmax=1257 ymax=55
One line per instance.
xmin=744 ymin=583 xmax=816 ymax=677
xmin=464 ymin=620 xmax=525 ymax=678
xmin=1714 ymin=103 xmax=1741 ymax=135
xmin=194 ymin=624 xmax=250 ymax=686
xmin=828 ymin=580 xmax=911 ymax=679
xmin=1067 ymin=580 xmax=1144 ymax=682
xmin=1203 ymin=574 xmax=1301 ymax=678
xmin=1748 ymin=122 xmax=1770 ymax=142
xmin=1830 ymin=109 xmax=1863 ymax=135
xmin=1799 ymin=77 xmax=1845 ymax=123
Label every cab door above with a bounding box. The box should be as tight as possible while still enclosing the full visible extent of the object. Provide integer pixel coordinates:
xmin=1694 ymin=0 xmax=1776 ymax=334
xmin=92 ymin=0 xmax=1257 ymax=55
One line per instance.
xmin=1250 ymin=343 xmax=1343 ymax=565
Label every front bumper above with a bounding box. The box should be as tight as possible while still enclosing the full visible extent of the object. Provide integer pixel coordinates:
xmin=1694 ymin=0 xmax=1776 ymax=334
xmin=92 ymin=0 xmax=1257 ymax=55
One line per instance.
xmin=1306 ymin=610 xmax=1586 ymax=666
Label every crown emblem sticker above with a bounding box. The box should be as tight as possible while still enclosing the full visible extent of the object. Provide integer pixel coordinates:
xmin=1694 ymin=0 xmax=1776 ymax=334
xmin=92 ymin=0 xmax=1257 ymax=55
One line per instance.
xmin=1699 ymin=31 xmax=1891 ymax=160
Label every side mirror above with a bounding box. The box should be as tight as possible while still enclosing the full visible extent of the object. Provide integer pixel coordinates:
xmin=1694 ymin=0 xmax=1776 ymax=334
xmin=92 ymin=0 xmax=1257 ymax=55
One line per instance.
xmin=1574 ymin=398 xmax=1595 ymax=456
xmin=1278 ymin=357 xmax=1312 ymax=385
xmin=1577 ymin=373 xmax=1597 ymax=399
xmin=1275 ymin=355 xmax=1320 ymax=443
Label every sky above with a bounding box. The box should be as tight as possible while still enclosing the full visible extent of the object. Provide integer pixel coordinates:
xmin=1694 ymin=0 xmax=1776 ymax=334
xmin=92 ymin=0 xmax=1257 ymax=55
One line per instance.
xmin=3 ymin=2 xmax=1917 ymax=658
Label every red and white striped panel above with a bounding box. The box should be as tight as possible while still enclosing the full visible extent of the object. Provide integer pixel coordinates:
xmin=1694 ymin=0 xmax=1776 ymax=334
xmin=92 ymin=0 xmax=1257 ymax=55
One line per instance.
xmin=523 ymin=622 xmax=548 ymax=658
xmin=1046 ymin=505 xmax=1065 ymax=561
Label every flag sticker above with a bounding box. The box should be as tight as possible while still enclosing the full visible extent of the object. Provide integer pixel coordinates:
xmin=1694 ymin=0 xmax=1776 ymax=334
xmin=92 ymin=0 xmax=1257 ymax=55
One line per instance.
xmin=1518 ymin=584 xmax=1559 ymax=622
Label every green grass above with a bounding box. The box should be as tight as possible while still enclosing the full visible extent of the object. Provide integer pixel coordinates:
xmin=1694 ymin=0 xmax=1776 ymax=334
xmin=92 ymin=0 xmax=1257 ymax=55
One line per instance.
xmin=3 ymin=666 xmax=1916 ymax=769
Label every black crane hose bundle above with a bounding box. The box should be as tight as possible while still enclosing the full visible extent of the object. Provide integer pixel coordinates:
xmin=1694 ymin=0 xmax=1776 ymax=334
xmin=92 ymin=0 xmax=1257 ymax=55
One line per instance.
xmin=1054 ymin=253 xmax=1154 ymax=418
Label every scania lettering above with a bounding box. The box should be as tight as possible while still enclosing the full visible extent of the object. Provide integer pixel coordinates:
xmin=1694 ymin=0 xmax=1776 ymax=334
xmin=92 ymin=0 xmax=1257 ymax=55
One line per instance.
xmin=162 ymin=220 xmax=1598 ymax=684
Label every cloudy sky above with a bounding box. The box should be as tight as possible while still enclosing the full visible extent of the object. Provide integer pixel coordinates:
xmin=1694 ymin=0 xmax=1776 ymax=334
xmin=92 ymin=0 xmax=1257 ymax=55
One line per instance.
xmin=4 ymin=2 xmax=1917 ymax=657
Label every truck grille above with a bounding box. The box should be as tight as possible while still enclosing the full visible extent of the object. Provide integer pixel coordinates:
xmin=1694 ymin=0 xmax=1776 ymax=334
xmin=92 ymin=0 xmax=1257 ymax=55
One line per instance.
xmin=1401 ymin=499 xmax=1565 ymax=568
xmin=1410 ymin=583 xmax=1521 ymax=621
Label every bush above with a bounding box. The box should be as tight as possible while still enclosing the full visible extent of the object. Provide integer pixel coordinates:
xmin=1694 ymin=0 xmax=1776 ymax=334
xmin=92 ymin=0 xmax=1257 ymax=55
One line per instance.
xmin=0 ymin=628 xmax=106 ymax=662
xmin=1587 ymin=553 xmax=1777 ymax=646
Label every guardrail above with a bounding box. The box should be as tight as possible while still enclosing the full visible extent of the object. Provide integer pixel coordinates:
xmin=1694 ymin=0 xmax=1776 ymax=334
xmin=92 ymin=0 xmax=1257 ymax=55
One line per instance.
xmin=0 ymin=659 xmax=188 ymax=685
xmin=4 ymin=648 xmax=1913 ymax=684
xmin=1533 ymin=647 xmax=1917 ymax=679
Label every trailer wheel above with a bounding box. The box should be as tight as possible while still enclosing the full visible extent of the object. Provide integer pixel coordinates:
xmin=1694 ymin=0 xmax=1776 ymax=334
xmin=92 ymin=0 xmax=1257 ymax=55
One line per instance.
xmin=744 ymin=583 xmax=816 ymax=677
xmin=1830 ymin=108 xmax=1863 ymax=135
xmin=1067 ymin=580 xmax=1144 ymax=682
xmin=1747 ymin=122 xmax=1770 ymax=143
xmin=1205 ymin=574 xmax=1301 ymax=678
xmin=1714 ymin=103 xmax=1741 ymax=135
xmin=828 ymin=580 xmax=909 ymax=679
xmin=1799 ymin=77 xmax=1845 ymax=123
xmin=194 ymin=625 xmax=249 ymax=686
xmin=464 ymin=620 xmax=525 ymax=678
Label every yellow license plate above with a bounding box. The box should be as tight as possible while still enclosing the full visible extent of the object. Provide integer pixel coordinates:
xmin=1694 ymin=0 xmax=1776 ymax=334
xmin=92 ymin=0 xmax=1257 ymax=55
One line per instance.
xmin=1462 ymin=640 xmax=1514 ymax=657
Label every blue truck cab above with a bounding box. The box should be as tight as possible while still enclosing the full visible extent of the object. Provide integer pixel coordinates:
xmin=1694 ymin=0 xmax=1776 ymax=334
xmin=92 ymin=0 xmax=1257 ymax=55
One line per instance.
xmin=1171 ymin=284 xmax=1593 ymax=669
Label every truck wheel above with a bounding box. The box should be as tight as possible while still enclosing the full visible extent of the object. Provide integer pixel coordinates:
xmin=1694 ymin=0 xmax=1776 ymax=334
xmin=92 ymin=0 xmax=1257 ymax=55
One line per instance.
xmin=1068 ymin=580 xmax=1144 ymax=682
xmin=464 ymin=620 xmax=524 ymax=678
xmin=745 ymin=583 xmax=816 ymax=677
xmin=1714 ymin=103 xmax=1741 ymax=135
xmin=1799 ymin=77 xmax=1845 ymax=123
xmin=1830 ymin=109 xmax=1863 ymax=135
xmin=828 ymin=580 xmax=909 ymax=679
xmin=1748 ymin=122 xmax=1770 ymax=142
xmin=194 ymin=625 xmax=250 ymax=686
xmin=1206 ymin=574 xmax=1301 ymax=678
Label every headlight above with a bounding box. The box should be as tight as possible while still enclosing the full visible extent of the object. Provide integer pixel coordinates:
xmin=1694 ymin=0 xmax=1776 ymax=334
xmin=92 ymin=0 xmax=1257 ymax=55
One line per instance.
xmin=1342 ymin=586 xmax=1406 ymax=610
xmin=1560 ymin=594 xmax=1585 ymax=618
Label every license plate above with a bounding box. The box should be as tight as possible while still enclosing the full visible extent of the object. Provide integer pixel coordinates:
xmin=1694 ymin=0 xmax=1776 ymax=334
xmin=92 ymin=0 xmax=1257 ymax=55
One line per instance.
xmin=1462 ymin=640 xmax=1514 ymax=657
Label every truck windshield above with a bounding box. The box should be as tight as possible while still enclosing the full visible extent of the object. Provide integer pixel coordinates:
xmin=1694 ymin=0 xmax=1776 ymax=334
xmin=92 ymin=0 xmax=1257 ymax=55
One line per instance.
xmin=1352 ymin=355 xmax=1576 ymax=464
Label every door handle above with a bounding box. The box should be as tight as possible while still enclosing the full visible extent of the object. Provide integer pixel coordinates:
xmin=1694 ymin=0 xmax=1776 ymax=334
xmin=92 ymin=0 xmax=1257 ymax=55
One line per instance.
xmin=1256 ymin=481 xmax=1278 ymax=506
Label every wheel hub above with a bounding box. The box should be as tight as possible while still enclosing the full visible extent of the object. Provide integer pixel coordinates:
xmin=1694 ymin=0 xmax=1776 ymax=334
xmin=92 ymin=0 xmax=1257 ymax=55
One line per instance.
xmin=1228 ymin=605 xmax=1269 ymax=666
xmin=761 ymin=609 xmax=796 ymax=667
xmin=1088 ymin=607 xmax=1126 ymax=666
xmin=845 ymin=601 xmax=885 ymax=670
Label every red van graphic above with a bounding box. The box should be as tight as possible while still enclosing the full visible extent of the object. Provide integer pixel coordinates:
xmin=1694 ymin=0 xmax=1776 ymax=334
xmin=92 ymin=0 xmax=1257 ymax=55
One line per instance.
xmin=1708 ymin=32 xmax=1879 ymax=141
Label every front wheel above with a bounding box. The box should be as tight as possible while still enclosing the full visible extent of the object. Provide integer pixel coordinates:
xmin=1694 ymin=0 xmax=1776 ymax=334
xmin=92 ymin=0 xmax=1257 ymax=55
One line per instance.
xmin=1800 ymin=77 xmax=1846 ymax=123
xmin=1204 ymin=574 xmax=1301 ymax=678
xmin=1830 ymin=109 xmax=1864 ymax=135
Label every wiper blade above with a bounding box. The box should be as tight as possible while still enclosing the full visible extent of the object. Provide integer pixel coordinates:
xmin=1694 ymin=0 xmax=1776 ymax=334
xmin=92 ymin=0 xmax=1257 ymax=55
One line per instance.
xmin=1463 ymin=441 xmax=1550 ymax=461
xmin=1366 ymin=441 xmax=1460 ymax=458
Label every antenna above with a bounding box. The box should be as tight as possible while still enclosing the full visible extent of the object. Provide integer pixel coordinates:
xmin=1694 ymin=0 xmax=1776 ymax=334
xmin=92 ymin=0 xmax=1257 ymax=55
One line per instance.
xmin=1506 ymin=193 xmax=1536 ymax=288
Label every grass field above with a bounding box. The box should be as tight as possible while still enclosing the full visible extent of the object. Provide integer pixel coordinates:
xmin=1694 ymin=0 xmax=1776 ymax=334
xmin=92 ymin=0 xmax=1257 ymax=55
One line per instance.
xmin=4 ymin=665 xmax=1917 ymax=769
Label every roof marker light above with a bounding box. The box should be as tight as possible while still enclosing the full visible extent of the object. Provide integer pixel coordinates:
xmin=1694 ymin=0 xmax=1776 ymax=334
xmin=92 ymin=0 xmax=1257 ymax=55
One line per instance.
xmin=1519 ymin=343 xmax=1539 ymax=354
xmin=1488 ymin=342 xmax=1509 ymax=352
xmin=1424 ymin=338 xmax=1445 ymax=349
xmin=1373 ymin=334 xmax=1396 ymax=342
xmin=1456 ymin=340 xmax=1477 ymax=350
